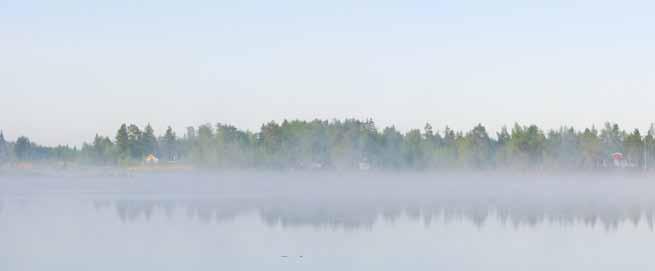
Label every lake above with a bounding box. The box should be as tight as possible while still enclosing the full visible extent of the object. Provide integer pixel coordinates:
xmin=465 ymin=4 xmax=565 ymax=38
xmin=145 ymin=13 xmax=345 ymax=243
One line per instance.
xmin=2 ymin=173 xmax=655 ymax=270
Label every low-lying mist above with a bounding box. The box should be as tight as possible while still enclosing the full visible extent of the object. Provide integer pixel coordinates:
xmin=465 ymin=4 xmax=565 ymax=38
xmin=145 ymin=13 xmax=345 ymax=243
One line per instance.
xmin=2 ymin=172 xmax=655 ymax=229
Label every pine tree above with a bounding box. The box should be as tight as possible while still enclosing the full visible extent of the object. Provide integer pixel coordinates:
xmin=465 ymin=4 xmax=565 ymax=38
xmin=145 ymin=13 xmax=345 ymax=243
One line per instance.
xmin=0 ymin=131 xmax=8 ymax=163
xmin=624 ymin=129 xmax=643 ymax=167
xmin=115 ymin=124 xmax=129 ymax=159
xmin=162 ymin=126 xmax=177 ymax=161
xmin=142 ymin=124 xmax=159 ymax=157
xmin=127 ymin=124 xmax=143 ymax=159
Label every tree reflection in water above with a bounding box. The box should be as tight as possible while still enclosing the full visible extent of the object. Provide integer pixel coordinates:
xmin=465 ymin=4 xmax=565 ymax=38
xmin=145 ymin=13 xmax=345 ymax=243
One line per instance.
xmin=95 ymin=196 xmax=655 ymax=231
xmin=4 ymin=173 xmax=655 ymax=231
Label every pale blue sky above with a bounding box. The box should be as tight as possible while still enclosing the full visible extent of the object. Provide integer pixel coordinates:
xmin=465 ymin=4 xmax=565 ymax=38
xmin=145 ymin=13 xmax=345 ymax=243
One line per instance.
xmin=2 ymin=0 xmax=655 ymax=146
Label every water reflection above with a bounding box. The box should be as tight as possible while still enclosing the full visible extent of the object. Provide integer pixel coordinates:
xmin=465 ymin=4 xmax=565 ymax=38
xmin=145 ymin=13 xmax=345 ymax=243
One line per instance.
xmin=85 ymin=196 xmax=655 ymax=231
xmin=7 ymin=176 xmax=655 ymax=271
xmin=4 ymin=174 xmax=655 ymax=231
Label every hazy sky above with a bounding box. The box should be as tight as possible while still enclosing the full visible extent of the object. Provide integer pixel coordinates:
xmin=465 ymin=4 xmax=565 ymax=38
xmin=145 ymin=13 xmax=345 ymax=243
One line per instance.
xmin=2 ymin=0 xmax=655 ymax=146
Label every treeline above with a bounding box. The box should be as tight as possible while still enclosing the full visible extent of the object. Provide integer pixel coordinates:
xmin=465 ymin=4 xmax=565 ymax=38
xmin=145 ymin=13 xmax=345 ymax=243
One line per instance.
xmin=0 ymin=132 xmax=78 ymax=164
xmin=1 ymin=119 xmax=655 ymax=171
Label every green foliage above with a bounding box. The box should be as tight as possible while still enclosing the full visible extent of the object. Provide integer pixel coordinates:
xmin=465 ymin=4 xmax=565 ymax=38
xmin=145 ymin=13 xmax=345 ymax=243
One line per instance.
xmin=509 ymin=124 xmax=546 ymax=169
xmin=600 ymin=122 xmax=624 ymax=155
xmin=459 ymin=124 xmax=493 ymax=169
xmin=127 ymin=124 xmax=143 ymax=159
xmin=81 ymin=134 xmax=115 ymax=165
xmin=160 ymin=126 xmax=178 ymax=162
xmin=14 ymin=136 xmax=32 ymax=161
xmin=141 ymin=124 xmax=158 ymax=157
xmin=0 ymin=131 xmax=9 ymax=164
xmin=579 ymin=127 xmax=602 ymax=168
xmin=9 ymin=135 xmax=78 ymax=163
xmin=624 ymin=129 xmax=643 ymax=167
xmin=6 ymin=119 xmax=655 ymax=171
xmin=115 ymin=124 xmax=129 ymax=159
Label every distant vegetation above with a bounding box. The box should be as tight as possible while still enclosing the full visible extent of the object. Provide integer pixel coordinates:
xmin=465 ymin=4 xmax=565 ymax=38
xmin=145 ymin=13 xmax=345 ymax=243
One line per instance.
xmin=1 ymin=119 xmax=654 ymax=171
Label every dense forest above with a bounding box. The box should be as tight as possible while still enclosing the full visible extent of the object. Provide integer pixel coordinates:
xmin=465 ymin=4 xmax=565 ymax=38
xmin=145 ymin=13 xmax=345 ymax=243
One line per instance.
xmin=1 ymin=119 xmax=654 ymax=171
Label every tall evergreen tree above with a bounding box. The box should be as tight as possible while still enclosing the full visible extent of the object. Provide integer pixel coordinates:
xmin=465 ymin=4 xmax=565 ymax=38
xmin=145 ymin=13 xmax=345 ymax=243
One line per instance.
xmin=0 ymin=131 xmax=8 ymax=164
xmin=161 ymin=126 xmax=177 ymax=161
xmin=579 ymin=127 xmax=601 ymax=169
xmin=624 ymin=129 xmax=643 ymax=167
xmin=127 ymin=124 xmax=143 ymax=159
xmin=644 ymin=124 xmax=655 ymax=170
xmin=141 ymin=124 xmax=159 ymax=157
xmin=600 ymin=122 xmax=624 ymax=156
xmin=115 ymin=124 xmax=129 ymax=159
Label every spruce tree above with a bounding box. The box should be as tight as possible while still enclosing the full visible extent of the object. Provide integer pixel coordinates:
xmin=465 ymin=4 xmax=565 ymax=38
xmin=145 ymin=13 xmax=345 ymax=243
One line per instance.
xmin=115 ymin=124 xmax=129 ymax=159
xmin=127 ymin=124 xmax=143 ymax=159
xmin=163 ymin=126 xmax=177 ymax=161
xmin=0 ymin=131 xmax=7 ymax=163
xmin=142 ymin=124 xmax=159 ymax=157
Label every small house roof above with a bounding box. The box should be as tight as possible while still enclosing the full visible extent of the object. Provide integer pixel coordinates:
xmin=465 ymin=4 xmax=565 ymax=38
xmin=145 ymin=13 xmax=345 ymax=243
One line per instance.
xmin=145 ymin=154 xmax=159 ymax=161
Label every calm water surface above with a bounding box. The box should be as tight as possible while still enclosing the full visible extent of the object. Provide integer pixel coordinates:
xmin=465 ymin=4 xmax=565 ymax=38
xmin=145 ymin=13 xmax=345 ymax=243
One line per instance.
xmin=2 ymin=173 xmax=655 ymax=270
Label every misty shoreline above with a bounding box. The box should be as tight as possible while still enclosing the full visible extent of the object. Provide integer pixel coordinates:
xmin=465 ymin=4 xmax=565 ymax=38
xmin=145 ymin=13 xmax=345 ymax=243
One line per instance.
xmin=4 ymin=164 xmax=655 ymax=182
xmin=2 ymin=166 xmax=655 ymax=180
xmin=3 ymin=120 xmax=655 ymax=174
